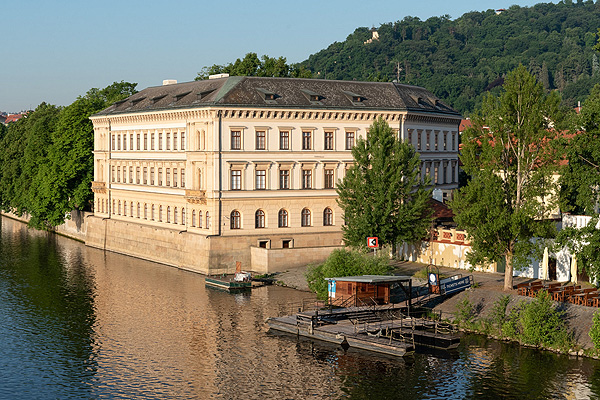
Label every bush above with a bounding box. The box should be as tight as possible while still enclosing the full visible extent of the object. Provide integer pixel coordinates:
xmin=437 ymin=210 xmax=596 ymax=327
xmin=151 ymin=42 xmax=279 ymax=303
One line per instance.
xmin=489 ymin=295 xmax=511 ymax=332
xmin=589 ymin=311 xmax=600 ymax=350
xmin=454 ymin=296 xmax=474 ymax=326
xmin=305 ymin=248 xmax=393 ymax=299
xmin=520 ymin=291 xmax=571 ymax=349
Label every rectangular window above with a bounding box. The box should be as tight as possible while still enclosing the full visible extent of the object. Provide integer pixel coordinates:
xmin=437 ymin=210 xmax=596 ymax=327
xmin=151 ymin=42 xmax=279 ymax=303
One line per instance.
xmin=117 ymin=166 xmax=120 ymax=182
xmin=418 ymin=131 xmax=422 ymax=150
xmin=117 ymin=134 xmax=121 ymax=150
xmin=159 ymin=133 xmax=163 ymax=150
xmin=452 ymin=132 xmax=456 ymax=150
xmin=452 ymin=162 xmax=456 ymax=183
xmin=279 ymin=170 xmax=289 ymax=189
xmin=181 ymin=132 xmax=185 ymax=150
xmin=181 ymin=168 xmax=185 ymax=187
xmin=435 ymin=132 xmax=439 ymax=150
xmin=166 ymin=168 xmax=171 ymax=186
xmin=150 ymin=167 xmax=155 ymax=185
xmin=129 ymin=167 xmax=133 ymax=183
xmin=173 ymin=169 xmax=178 ymax=187
xmin=231 ymin=130 xmax=241 ymax=150
xmin=112 ymin=135 xmax=115 ymax=150
xmin=123 ymin=135 xmax=126 ymax=150
xmin=231 ymin=170 xmax=241 ymax=190
xmin=324 ymin=169 xmax=334 ymax=189
xmin=256 ymin=131 xmax=266 ymax=150
xmin=151 ymin=133 xmax=155 ymax=150
xmin=158 ymin=168 xmax=163 ymax=186
xmin=443 ymin=132 xmax=447 ymax=150
xmin=144 ymin=133 xmax=148 ymax=150
xmin=324 ymin=131 xmax=334 ymax=150
xmin=143 ymin=167 xmax=148 ymax=185
xmin=302 ymin=169 xmax=312 ymax=189
xmin=302 ymin=131 xmax=312 ymax=150
xmin=136 ymin=167 xmax=140 ymax=184
xmin=434 ymin=164 xmax=439 ymax=184
xmin=137 ymin=133 xmax=141 ymax=150
xmin=129 ymin=134 xmax=133 ymax=150
xmin=426 ymin=131 xmax=431 ymax=150
xmin=279 ymin=131 xmax=289 ymax=150
xmin=173 ymin=133 xmax=178 ymax=151
xmin=166 ymin=133 xmax=171 ymax=150
xmin=345 ymin=132 xmax=355 ymax=150
xmin=255 ymin=170 xmax=266 ymax=190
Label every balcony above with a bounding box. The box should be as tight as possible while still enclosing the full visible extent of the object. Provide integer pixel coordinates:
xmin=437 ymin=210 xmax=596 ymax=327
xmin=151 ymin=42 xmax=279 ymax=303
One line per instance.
xmin=185 ymin=190 xmax=206 ymax=204
xmin=91 ymin=181 xmax=106 ymax=194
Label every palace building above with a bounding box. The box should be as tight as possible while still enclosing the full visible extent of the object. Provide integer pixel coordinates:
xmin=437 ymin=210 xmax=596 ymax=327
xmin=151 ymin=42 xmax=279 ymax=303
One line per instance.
xmin=87 ymin=76 xmax=461 ymax=275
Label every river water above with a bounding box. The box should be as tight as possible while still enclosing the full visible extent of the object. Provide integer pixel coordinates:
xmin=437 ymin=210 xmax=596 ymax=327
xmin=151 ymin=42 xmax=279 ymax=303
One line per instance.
xmin=0 ymin=215 xmax=599 ymax=399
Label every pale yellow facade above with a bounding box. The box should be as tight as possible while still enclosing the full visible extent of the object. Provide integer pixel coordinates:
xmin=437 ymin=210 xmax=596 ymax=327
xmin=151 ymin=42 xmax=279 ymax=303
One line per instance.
xmin=87 ymin=77 xmax=461 ymax=274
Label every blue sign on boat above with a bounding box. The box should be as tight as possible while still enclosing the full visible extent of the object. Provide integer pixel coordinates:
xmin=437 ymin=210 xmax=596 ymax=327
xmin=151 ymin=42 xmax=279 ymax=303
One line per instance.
xmin=441 ymin=275 xmax=472 ymax=295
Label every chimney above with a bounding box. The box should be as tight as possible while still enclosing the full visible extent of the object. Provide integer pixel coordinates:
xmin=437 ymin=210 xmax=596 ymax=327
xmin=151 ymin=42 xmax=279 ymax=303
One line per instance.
xmin=163 ymin=79 xmax=177 ymax=86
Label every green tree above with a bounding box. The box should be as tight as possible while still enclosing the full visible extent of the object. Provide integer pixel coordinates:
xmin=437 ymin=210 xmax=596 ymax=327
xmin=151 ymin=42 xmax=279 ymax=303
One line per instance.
xmin=306 ymin=249 xmax=393 ymax=299
xmin=450 ymin=65 xmax=561 ymax=291
xmin=195 ymin=53 xmax=312 ymax=80
xmin=26 ymin=82 xmax=137 ymax=228
xmin=336 ymin=118 xmax=432 ymax=249
xmin=556 ymin=84 xmax=600 ymax=281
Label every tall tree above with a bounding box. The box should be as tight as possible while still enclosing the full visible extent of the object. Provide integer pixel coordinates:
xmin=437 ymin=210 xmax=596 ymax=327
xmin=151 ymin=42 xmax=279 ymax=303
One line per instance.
xmin=336 ymin=118 xmax=432 ymax=249
xmin=195 ymin=53 xmax=312 ymax=80
xmin=556 ymin=84 xmax=600 ymax=281
xmin=450 ymin=65 xmax=562 ymax=291
xmin=27 ymin=82 xmax=137 ymax=228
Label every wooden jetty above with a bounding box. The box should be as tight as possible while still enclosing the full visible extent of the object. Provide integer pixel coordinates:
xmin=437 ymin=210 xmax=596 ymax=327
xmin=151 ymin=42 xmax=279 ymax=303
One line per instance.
xmin=267 ymin=305 xmax=461 ymax=357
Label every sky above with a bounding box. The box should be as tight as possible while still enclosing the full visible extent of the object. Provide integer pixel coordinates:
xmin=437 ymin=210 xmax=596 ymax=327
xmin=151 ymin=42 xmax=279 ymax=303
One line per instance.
xmin=2 ymin=0 xmax=552 ymax=113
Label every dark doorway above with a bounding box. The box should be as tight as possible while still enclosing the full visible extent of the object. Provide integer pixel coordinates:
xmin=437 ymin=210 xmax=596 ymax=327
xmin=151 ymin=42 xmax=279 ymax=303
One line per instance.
xmin=548 ymin=258 xmax=557 ymax=281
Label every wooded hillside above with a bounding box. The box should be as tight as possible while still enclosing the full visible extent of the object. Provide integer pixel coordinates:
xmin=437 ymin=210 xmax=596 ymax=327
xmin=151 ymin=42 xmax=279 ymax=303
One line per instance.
xmin=300 ymin=1 xmax=600 ymax=114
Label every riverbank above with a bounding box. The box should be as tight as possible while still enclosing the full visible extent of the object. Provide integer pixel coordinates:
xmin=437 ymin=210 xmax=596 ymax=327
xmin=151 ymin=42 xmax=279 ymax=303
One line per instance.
xmin=274 ymin=260 xmax=599 ymax=352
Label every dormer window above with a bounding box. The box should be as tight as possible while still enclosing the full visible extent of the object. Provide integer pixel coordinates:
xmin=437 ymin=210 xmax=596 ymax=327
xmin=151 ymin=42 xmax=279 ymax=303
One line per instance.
xmin=196 ymin=89 xmax=216 ymax=101
xmin=130 ymin=96 xmax=146 ymax=106
xmin=151 ymin=94 xmax=167 ymax=104
xmin=301 ymin=89 xmax=325 ymax=105
xmin=173 ymin=91 xmax=191 ymax=102
xmin=256 ymin=88 xmax=279 ymax=104
xmin=342 ymin=91 xmax=367 ymax=106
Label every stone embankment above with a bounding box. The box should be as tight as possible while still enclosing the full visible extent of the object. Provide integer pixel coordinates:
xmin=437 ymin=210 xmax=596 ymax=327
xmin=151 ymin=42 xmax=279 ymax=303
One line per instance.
xmin=275 ymin=260 xmax=599 ymax=352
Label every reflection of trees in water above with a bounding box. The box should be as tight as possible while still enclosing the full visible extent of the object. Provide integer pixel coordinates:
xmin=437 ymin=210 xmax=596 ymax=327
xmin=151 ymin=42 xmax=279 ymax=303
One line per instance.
xmin=0 ymin=216 xmax=98 ymax=397
xmin=460 ymin=335 xmax=596 ymax=399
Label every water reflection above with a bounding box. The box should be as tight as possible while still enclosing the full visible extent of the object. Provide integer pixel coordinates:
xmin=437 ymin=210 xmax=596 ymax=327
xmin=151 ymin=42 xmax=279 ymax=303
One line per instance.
xmin=1 ymin=215 xmax=600 ymax=399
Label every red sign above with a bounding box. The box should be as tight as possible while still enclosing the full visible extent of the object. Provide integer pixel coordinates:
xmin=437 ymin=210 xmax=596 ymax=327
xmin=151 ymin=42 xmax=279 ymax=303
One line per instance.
xmin=367 ymin=237 xmax=378 ymax=248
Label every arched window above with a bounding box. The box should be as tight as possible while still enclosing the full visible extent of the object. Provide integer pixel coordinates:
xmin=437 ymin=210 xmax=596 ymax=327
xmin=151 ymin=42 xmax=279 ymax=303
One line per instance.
xmin=278 ymin=209 xmax=288 ymax=228
xmin=118 ymin=200 xmax=121 ymax=215
xmin=130 ymin=202 xmax=134 ymax=217
xmin=167 ymin=206 xmax=171 ymax=223
xmin=123 ymin=201 xmax=127 ymax=216
xmin=181 ymin=208 xmax=186 ymax=225
xmin=206 ymin=212 xmax=210 ymax=229
xmin=323 ymin=207 xmax=333 ymax=226
xmin=230 ymin=210 xmax=241 ymax=229
xmin=159 ymin=205 xmax=163 ymax=222
xmin=144 ymin=204 xmax=148 ymax=219
xmin=137 ymin=202 xmax=140 ymax=218
xmin=151 ymin=204 xmax=155 ymax=220
xmin=199 ymin=211 xmax=203 ymax=228
xmin=301 ymin=208 xmax=311 ymax=227
xmin=174 ymin=207 xmax=178 ymax=224
xmin=112 ymin=199 xmax=115 ymax=214
xmin=192 ymin=210 xmax=196 ymax=227
xmin=255 ymin=209 xmax=265 ymax=228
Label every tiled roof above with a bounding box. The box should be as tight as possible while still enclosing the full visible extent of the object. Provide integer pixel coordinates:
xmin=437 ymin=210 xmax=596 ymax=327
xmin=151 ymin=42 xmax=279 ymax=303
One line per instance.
xmin=5 ymin=113 xmax=24 ymax=123
xmin=93 ymin=76 xmax=461 ymax=117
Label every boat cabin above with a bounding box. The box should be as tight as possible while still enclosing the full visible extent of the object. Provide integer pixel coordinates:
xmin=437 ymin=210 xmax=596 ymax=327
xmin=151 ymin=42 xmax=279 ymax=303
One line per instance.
xmin=325 ymin=275 xmax=413 ymax=308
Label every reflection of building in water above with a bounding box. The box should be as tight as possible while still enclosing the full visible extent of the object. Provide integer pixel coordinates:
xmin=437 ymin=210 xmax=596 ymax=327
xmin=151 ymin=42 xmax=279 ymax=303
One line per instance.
xmin=88 ymin=76 xmax=461 ymax=275
xmin=84 ymin=247 xmax=343 ymax=398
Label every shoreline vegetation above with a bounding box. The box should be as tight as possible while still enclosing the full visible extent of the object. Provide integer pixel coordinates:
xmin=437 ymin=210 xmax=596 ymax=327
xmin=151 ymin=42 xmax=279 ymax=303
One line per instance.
xmin=275 ymin=259 xmax=600 ymax=360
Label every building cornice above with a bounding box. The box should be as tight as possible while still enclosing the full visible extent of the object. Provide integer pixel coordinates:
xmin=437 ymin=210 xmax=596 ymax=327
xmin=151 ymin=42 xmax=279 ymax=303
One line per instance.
xmin=91 ymin=106 xmax=460 ymax=128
